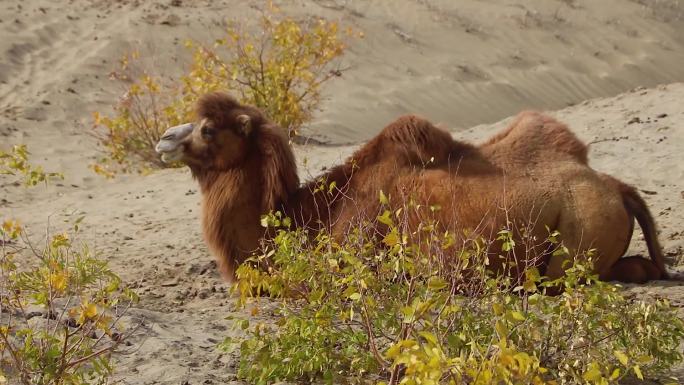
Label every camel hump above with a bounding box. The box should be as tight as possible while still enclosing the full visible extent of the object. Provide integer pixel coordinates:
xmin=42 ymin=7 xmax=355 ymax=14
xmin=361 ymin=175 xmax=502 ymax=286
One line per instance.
xmin=380 ymin=115 xmax=449 ymax=144
xmin=376 ymin=114 xmax=459 ymax=165
xmin=617 ymin=180 xmax=669 ymax=279
xmin=484 ymin=110 xmax=589 ymax=164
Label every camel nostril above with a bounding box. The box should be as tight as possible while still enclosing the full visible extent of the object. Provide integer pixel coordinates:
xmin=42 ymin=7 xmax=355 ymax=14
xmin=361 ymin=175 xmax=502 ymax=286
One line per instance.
xmin=161 ymin=133 xmax=176 ymax=141
xmin=160 ymin=123 xmax=194 ymax=141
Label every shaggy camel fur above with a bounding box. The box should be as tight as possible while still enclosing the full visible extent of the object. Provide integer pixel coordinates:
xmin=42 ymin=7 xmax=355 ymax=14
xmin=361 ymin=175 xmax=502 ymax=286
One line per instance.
xmin=479 ymin=111 xmax=667 ymax=282
xmin=155 ymin=92 xmax=668 ymax=284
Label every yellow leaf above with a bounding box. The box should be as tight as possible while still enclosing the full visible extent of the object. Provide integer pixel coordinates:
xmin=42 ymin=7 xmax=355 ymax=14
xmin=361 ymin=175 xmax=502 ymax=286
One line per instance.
xmin=379 ymin=190 xmax=389 ymax=205
xmin=609 ymin=368 xmax=620 ymax=380
xmin=614 ymin=350 xmax=629 ymax=366
xmin=582 ymin=367 xmax=602 ymax=382
xmin=377 ymin=210 xmax=393 ymax=226
xmin=385 ymin=343 xmax=402 ymax=359
xmin=636 ymin=355 xmax=653 ymax=364
xmin=633 ymin=365 xmax=643 ymax=380
xmin=78 ymin=301 xmax=98 ymax=324
xmin=418 ymin=331 xmax=438 ymax=346
xmin=509 ymin=310 xmax=526 ymax=321
xmin=495 ymin=320 xmax=508 ymax=338
xmin=48 ymin=272 xmax=68 ymax=292
xmin=383 ymin=229 xmax=399 ymax=247
xmin=85 ymin=303 xmax=98 ymax=318
xmin=499 ymin=351 xmax=515 ymax=367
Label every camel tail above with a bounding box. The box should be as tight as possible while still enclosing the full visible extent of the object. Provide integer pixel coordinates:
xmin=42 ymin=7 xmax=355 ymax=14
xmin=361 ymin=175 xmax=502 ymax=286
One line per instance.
xmin=621 ymin=184 xmax=669 ymax=279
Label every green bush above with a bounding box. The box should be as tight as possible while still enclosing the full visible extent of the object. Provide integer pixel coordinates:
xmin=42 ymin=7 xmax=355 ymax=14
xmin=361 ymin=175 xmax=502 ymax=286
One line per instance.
xmin=0 ymin=219 xmax=139 ymax=385
xmin=224 ymin=194 xmax=684 ymax=385
xmin=92 ymin=4 xmax=354 ymax=176
xmin=1 ymin=146 xmax=137 ymax=384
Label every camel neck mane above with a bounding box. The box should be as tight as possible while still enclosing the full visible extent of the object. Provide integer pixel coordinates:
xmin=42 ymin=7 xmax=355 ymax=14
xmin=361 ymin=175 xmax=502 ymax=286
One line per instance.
xmin=193 ymin=125 xmax=300 ymax=209
xmin=192 ymin=125 xmax=300 ymax=279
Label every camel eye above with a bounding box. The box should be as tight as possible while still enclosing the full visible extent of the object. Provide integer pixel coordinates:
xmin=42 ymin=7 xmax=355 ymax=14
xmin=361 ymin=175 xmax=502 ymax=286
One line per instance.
xmin=201 ymin=125 xmax=215 ymax=139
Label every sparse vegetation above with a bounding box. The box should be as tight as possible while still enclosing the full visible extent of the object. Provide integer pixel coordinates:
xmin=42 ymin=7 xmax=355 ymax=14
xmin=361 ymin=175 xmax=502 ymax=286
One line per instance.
xmin=1 ymin=148 xmax=137 ymax=385
xmin=224 ymin=194 xmax=684 ymax=385
xmin=0 ymin=145 xmax=63 ymax=187
xmin=0 ymin=219 xmax=139 ymax=385
xmin=92 ymin=4 xmax=354 ymax=176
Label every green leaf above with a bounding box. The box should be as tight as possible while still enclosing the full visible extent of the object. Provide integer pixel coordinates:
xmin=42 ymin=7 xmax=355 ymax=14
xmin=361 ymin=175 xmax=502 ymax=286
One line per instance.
xmin=509 ymin=311 xmax=526 ymax=321
xmin=377 ymin=210 xmax=393 ymax=226
xmin=240 ymin=319 xmax=250 ymax=330
xmin=427 ymin=277 xmax=447 ymax=291
xmin=523 ymin=279 xmax=537 ymax=292
xmin=401 ymin=306 xmax=415 ymax=323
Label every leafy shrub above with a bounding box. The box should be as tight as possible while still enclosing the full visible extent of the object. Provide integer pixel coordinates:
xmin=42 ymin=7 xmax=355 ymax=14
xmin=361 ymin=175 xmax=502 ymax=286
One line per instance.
xmin=224 ymin=195 xmax=684 ymax=385
xmin=1 ymin=147 xmax=137 ymax=384
xmin=0 ymin=219 xmax=139 ymax=385
xmin=0 ymin=145 xmax=63 ymax=186
xmin=92 ymin=4 xmax=353 ymax=176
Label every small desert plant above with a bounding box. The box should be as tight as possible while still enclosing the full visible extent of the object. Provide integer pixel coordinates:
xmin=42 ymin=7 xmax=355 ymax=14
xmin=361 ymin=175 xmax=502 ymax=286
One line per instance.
xmin=223 ymin=192 xmax=684 ymax=385
xmin=0 ymin=218 xmax=139 ymax=385
xmin=1 ymin=147 xmax=137 ymax=384
xmin=0 ymin=145 xmax=63 ymax=186
xmin=92 ymin=3 xmax=353 ymax=176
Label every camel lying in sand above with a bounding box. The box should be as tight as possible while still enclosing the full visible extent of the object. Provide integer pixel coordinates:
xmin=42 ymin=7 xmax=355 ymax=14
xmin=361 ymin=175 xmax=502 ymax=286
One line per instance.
xmin=155 ymin=92 xmax=668 ymax=284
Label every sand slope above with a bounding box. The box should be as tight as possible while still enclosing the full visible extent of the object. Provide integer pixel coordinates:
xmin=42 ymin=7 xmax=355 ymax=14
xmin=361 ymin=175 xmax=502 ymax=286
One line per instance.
xmin=1 ymin=0 xmax=684 ymax=384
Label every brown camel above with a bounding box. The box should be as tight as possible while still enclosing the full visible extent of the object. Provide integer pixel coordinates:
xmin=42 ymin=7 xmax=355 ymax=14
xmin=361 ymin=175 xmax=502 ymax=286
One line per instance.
xmin=155 ymin=92 xmax=668 ymax=284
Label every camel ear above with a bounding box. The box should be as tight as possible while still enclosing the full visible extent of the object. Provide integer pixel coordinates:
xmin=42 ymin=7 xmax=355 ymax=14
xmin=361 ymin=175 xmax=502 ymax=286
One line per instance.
xmin=236 ymin=114 xmax=252 ymax=136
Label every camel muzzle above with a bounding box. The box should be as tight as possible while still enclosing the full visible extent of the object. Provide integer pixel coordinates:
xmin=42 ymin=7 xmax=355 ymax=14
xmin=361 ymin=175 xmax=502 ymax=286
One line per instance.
xmin=156 ymin=123 xmax=194 ymax=163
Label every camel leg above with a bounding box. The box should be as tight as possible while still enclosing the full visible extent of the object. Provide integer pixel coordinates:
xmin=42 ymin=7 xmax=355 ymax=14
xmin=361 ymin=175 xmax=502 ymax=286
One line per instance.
xmin=544 ymin=181 xmax=632 ymax=283
xmin=600 ymin=256 xmax=663 ymax=283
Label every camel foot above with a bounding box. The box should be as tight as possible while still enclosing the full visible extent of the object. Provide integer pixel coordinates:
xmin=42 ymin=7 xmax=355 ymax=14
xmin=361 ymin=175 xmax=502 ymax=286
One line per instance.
xmin=601 ymin=256 xmax=664 ymax=284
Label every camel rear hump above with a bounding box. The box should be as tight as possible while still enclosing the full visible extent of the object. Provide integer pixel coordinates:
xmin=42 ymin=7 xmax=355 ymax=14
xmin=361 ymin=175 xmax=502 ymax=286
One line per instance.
xmin=482 ymin=111 xmax=589 ymax=164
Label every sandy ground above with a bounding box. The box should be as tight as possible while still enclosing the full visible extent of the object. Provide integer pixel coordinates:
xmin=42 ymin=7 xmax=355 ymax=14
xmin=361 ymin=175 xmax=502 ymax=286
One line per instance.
xmin=1 ymin=0 xmax=684 ymax=384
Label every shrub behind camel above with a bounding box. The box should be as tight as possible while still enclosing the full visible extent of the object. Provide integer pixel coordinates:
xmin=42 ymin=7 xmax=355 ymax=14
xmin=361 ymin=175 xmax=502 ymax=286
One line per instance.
xmin=155 ymin=92 xmax=668 ymax=284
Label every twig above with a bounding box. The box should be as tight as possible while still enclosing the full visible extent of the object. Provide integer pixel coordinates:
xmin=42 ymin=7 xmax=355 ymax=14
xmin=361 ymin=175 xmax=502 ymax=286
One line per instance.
xmin=360 ymin=297 xmax=389 ymax=369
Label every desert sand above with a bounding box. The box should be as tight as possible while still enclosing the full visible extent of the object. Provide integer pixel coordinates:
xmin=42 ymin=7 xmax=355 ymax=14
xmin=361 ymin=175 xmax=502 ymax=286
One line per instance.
xmin=1 ymin=0 xmax=683 ymax=384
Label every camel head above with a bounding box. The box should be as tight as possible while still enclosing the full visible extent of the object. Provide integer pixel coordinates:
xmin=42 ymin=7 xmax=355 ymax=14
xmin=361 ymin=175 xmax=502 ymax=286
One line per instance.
xmin=155 ymin=92 xmax=300 ymax=281
xmin=155 ymin=92 xmax=265 ymax=172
